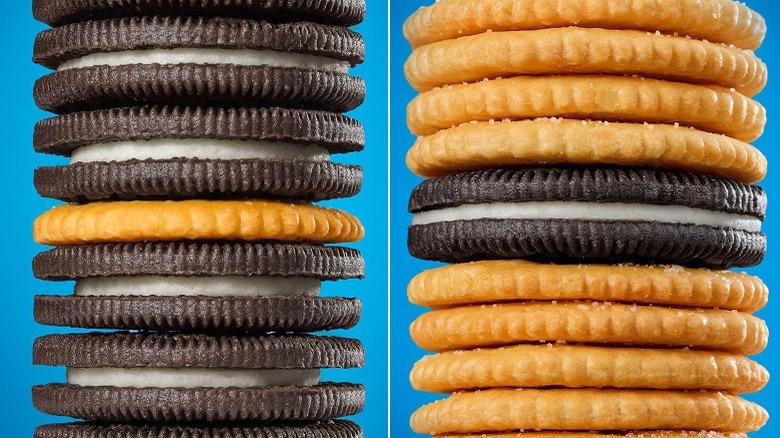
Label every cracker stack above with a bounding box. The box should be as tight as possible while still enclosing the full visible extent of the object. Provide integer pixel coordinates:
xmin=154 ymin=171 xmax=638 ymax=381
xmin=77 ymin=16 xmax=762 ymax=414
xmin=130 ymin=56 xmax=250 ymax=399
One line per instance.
xmin=30 ymin=1 xmax=368 ymax=437
xmin=403 ymin=1 xmax=769 ymax=436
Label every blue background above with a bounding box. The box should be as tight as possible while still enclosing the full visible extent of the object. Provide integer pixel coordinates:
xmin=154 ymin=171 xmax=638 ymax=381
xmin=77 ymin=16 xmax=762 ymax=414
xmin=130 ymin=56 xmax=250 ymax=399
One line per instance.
xmin=389 ymin=1 xmax=780 ymax=436
xmin=0 ymin=2 xmax=388 ymax=434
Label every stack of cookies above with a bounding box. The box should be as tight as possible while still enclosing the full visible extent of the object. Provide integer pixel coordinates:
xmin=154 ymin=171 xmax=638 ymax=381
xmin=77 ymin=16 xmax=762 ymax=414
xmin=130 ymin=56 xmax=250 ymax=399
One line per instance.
xmin=31 ymin=1 xmax=368 ymax=437
xmin=403 ymin=0 xmax=770 ymax=436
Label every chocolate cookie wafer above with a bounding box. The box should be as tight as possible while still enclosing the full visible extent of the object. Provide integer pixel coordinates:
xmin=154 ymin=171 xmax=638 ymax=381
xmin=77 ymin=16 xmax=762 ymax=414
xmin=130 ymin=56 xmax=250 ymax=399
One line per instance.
xmin=35 ymin=422 xmax=364 ymax=438
xmin=33 ymin=333 xmax=365 ymax=422
xmin=33 ymin=0 xmax=367 ymax=27
xmin=34 ymin=242 xmax=363 ymax=332
xmin=34 ymin=106 xmax=364 ymax=202
xmin=33 ymin=16 xmax=366 ymax=113
xmin=408 ymin=167 xmax=766 ymax=268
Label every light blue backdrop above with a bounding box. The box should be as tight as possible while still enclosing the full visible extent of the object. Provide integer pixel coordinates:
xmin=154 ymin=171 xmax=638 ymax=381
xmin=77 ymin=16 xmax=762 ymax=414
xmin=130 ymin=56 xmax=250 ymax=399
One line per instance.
xmin=0 ymin=3 xmax=389 ymax=434
xmin=389 ymin=1 xmax=779 ymax=436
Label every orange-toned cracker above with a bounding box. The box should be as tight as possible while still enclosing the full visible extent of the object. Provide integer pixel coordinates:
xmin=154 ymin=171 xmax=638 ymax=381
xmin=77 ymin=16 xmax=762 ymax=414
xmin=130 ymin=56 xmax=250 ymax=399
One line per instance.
xmin=33 ymin=200 xmax=364 ymax=245
xmin=434 ymin=433 xmax=747 ymax=438
xmin=403 ymin=0 xmax=765 ymax=50
xmin=406 ymin=28 xmax=766 ymax=95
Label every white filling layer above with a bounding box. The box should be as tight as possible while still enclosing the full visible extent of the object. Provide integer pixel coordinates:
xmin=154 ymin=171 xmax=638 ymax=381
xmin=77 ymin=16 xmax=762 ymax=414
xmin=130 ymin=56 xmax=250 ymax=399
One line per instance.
xmin=67 ymin=367 xmax=321 ymax=388
xmin=74 ymin=276 xmax=321 ymax=297
xmin=70 ymin=138 xmax=330 ymax=163
xmin=411 ymin=201 xmax=762 ymax=233
xmin=58 ymin=48 xmax=350 ymax=73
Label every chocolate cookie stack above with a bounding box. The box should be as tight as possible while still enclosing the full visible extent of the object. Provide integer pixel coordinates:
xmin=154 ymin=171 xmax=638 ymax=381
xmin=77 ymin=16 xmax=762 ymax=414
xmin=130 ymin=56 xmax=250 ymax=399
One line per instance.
xmin=403 ymin=0 xmax=770 ymax=436
xmin=31 ymin=1 xmax=368 ymax=437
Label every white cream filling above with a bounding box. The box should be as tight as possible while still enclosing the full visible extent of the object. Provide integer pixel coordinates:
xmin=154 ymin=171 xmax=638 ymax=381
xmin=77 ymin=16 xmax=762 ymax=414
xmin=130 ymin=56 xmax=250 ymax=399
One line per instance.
xmin=70 ymin=138 xmax=330 ymax=163
xmin=74 ymin=276 xmax=321 ymax=297
xmin=58 ymin=48 xmax=350 ymax=73
xmin=411 ymin=201 xmax=762 ymax=233
xmin=67 ymin=367 xmax=321 ymax=388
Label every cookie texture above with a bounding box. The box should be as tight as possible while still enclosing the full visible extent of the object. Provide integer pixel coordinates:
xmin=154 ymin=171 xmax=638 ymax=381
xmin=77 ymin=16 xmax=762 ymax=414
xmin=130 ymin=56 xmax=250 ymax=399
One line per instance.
xmin=36 ymin=159 xmax=363 ymax=202
xmin=410 ymin=389 xmax=767 ymax=434
xmin=406 ymin=119 xmax=767 ymax=184
xmin=407 ymin=76 xmax=765 ymax=142
xmin=410 ymin=302 xmax=767 ymax=354
xmin=408 ymin=168 xmax=767 ymax=218
xmin=34 ymin=200 xmax=364 ymax=246
xmin=411 ymin=344 xmax=768 ymax=393
xmin=33 ymin=243 xmax=364 ymax=281
xmin=408 ymin=261 xmax=768 ymax=312
xmin=34 ymin=333 xmax=364 ymax=369
xmin=33 ymin=383 xmax=365 ymax=422
xmin=34 ymin=421 xmax=364 ymax=438
xmin=35 ymin=295 xmax=362 ymax=332
xmin=403 ymin=0 xmax=766 ymax=50
xmin=34 ymin=64 xmax=365 ymax=114
xmin=33 ymin=0 xmax=367 ymax=27
xmin=434 ymin=434 xmax=746 ymax=438
xmin=405 ymin=28 xmax=766 ymax=95
xmin=408 ymin=219 xmax=766 ymax=268
xmin=35 ymin=106 xmax=364 ymax=157
xmin=34 ymin=17 xmax=365 ymax=69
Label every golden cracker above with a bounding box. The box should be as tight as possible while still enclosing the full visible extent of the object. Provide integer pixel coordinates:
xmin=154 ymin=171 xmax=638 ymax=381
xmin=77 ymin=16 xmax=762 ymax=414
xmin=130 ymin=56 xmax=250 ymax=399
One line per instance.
xmin=403 ymin=0 xmax=765 ymax=50
xmin=411 ymin=344 xmax=768 ymax=393
xmin=410 ymin=302 xmax=767 ymax=355
xmin=410 ymin=389 xmax=767 ymax=434
xmin=33 ymin=200 xmax=364 ymax=245
xmin=435 ymin=432 xmax=747 ymax=438
xmin=406 ymin=76 xmax=765 ymax=141
xmin=406 ymin=28 xmax=766 ymax=95
xmin=407 ymin=261 xmax=768 ymax=312
xmin=406 ymin=119 xmax=767 ymax=183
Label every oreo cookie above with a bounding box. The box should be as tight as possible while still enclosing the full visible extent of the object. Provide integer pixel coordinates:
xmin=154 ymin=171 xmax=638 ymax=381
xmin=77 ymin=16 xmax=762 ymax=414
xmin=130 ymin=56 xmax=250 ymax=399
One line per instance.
xmin=33 ymin=0 xmax=367 ymax=27
xmin=33 ymin=17 xmax=366 ymax=113
xmin=34 ymin=106 xmax=365 ymax=202
xmin=35 ymin=422 xmax=364 ymax=438
xmin=34 ymin=242 xmax=363 ymax=331
xmin=33 ymin=333 xmax=365 ymax=422
xmin=408 ymin=168 xmax=767 ymax=268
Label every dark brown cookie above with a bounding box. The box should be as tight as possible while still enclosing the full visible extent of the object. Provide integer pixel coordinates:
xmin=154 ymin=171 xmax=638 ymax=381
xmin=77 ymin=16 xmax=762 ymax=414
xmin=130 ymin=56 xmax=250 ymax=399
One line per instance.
xmin=33 ymin=243 xmax=365 ymax=281
xmin=33 ymin=0 xmax=366 ymax=27
xmin=34 ymin=421 xmax=364 ymax=438
xmin=409 ymin=168 xmax=767 ymax=219
xmin=33 ymin=383 xmax=365 ymax=422
xmin=34 ymin=106 xmax=364 ymax=157
xmin=34 ymin=64 xmax=365 ymax=114
xmin=34 ymin=16 xmax=365 ymax=69
xmin=35 ymin=159 xmax=363 ymax=202
xmin=34 ymin=333 xmax=364 ymax=369
xmin=35 ymin=295 xmax=361 ymax=332
xmin=408 ymin=219 xmax=766 ymax=269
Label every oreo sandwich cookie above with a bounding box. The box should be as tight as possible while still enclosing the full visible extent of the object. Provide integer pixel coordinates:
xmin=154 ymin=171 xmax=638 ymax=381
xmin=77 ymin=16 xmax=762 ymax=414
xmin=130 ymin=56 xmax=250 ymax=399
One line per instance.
xmin=33 ymin=333 xmax=365 ymax=422
xmin=408 ymin=167 xmax=766 ymax=268
xmin=33 ymin=0 xmax=367 ymax=27
xmin=35 ymin=421 xmax=364 ymax=438
xmin=34 ymin=106 xmax=364 ymax=202
xmin=34 ymin=242 xmax=364 ymax=332
xmin=33 ymin=16 xmax=366 ymax=113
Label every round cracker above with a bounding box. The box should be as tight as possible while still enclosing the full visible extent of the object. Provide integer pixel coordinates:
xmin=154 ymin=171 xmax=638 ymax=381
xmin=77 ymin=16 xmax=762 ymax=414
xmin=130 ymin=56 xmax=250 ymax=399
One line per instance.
xmin=35 ymin=421 xmax=363 ymax=438
xmin=408 ymin=261 xmax=768 ymax=312
xmin=35 ymin=295 xmax=361 ymax=332
xmin=33 ymin=383 xmax=364 ymax=422
xmin=434 ymin=433 xmax=746 ymax=438
xmin=403 ymin=0 xmax=765 ymax=50
xmin=406 ymin=119 xmax=766 ymax=184
xmin=406 ymin=28 xmax=765 ymax=95
xmin=410 ymin=302 xmax=767 ymax=354
xmin=411 ymin=389 xmax=767 ymax=434
xmin=33 ymin=0 xmax=367 ymax=27
xmin=406 ymin=76 xmax=765 ymax=142
xmin=33 ymin=200 xmax=364 ymax=246
xmin=412 ymin=344 xmax=768 ymax=393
